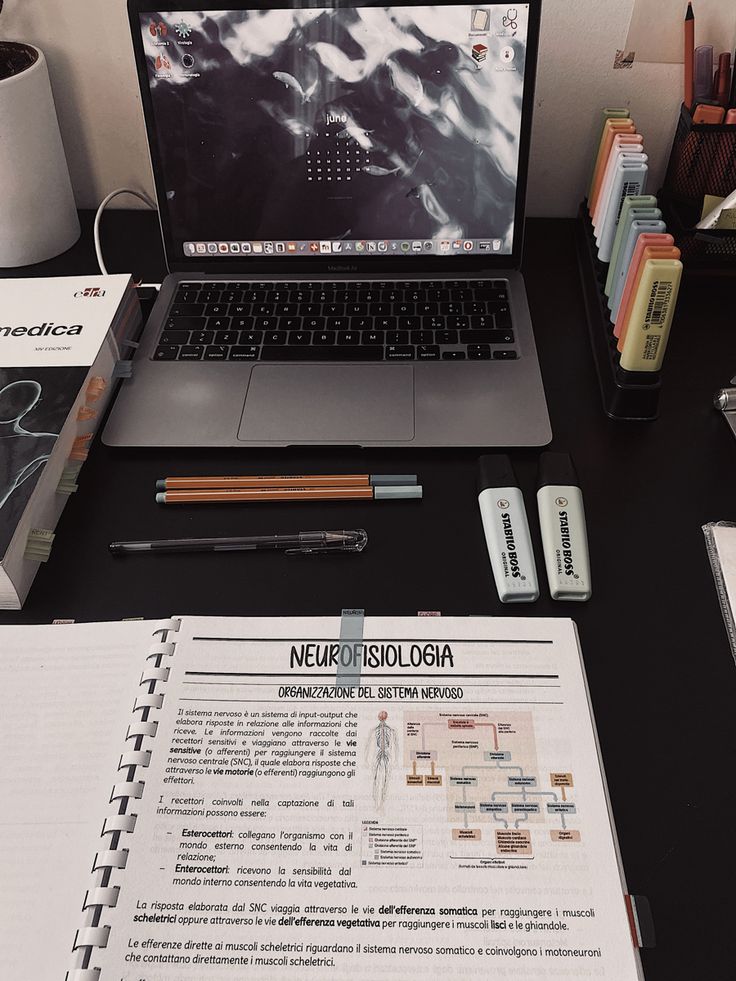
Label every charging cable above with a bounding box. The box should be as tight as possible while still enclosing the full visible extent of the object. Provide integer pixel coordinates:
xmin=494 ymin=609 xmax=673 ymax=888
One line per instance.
xmin=94 ymin=187 xmax=157 ymax=275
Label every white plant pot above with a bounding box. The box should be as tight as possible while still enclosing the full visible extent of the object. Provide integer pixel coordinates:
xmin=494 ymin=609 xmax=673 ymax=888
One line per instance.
xmin=0 ymin=43 xmax=80 ymax=267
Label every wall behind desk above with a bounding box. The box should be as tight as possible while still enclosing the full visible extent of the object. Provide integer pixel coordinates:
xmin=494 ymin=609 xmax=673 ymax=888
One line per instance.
xmin=5 ymin=0 xmax=681 ymax=217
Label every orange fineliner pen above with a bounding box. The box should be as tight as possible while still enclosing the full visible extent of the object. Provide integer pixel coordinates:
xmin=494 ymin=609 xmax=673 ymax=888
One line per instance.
xmin=613 ymin=233 xmax=675 ymax=340
xmin=155 ymin=485 xmax=423 ymax=504
xmin=156 ymin=474 xmax=418 ymax=490
xmin=588 ymin=119 xmax=636 ymax=216
xmin=616 ymin=245 xmax=681 ymax=352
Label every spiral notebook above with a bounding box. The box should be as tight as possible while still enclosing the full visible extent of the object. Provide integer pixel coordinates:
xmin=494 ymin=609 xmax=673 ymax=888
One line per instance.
xmin=1 ymin=615 xmax=648 ymax=980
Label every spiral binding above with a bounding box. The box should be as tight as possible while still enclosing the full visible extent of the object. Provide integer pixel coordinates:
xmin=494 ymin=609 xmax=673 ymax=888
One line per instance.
xmin=65 ymin=618 xmax=181 ymax=981
xmin=703 ymin=522 xmax=736 ymax=663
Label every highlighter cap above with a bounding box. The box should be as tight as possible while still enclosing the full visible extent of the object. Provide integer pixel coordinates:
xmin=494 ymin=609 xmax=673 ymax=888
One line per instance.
xmin=478 ymin=454 xmax=517 ymax=494
xmin=374 ymin=484 xmax=422 ymax=500
xmin=537 ymin=452 xmax=579 ymax=490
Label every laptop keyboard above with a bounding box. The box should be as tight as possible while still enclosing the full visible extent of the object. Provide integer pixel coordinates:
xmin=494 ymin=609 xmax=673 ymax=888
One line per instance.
xmin=153 ymin=280 xmax=516 ymax=363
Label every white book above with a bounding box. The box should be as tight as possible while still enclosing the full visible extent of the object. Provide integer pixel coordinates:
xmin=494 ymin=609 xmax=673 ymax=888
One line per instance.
xmin=0 ymin=615 xmax=646 ymax=980
xmin=0 ymin=274 xmax=139 ymax=608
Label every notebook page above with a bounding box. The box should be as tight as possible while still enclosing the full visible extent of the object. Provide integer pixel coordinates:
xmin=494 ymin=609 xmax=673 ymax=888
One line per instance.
xmin=92 ymin=615 xmax=643 ymax=980
xmin=0 ymin=619 xmax=160 ymax=981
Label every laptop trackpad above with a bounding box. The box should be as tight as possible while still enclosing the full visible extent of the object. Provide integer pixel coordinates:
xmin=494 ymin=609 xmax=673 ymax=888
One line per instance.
xmin=238 ymin=364 xmax=415 ymax=443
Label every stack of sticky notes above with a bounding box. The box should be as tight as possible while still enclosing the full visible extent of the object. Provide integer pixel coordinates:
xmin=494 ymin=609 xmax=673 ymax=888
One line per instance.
xmin=588 ymin=109 xmax=683 ymax=373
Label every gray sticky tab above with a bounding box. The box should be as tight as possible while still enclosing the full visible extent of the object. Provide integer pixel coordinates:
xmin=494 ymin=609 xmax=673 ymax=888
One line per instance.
xmin=335 ymin=608 xmax=365 ymax=688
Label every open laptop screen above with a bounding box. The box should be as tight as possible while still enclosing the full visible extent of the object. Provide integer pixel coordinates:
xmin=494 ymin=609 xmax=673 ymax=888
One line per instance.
xmin=136 ymin=4 xmax=533 ymax=262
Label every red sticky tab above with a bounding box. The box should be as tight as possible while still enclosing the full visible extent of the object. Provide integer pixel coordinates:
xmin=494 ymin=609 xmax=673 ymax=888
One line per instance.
xmin=624 ymin=894 xmax=640 ymax=947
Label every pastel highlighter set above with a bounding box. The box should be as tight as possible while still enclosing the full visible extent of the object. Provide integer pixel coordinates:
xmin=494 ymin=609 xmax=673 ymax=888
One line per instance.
xmin=577 ymin=109 xmax=684 ymax=419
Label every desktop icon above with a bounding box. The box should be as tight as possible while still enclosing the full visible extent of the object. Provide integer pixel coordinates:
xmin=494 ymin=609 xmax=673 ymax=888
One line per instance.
xmin=241 ymin=242 xmax=252 ymax=254
xmin=471 ymin=8 xmax=490 ymax=31
xmin=356 ymin=241 xmax=365 ymax=252
xmin=218 ymin=243 xmax=229 ymax=253
xmin=411 ymin=241 xmax=422 ymax=252
xmin=479 ymin=241 xmax=492 ymax=252
xmin=463 ymin=240 xmax=473 ymax=251
xmin=423 ymin=241 xmax=433 ymax=252
xmin=287 ymin=242 xmax=297 ymax=252
xmin=378 ymin=241 xmax=388 ymax=252
xmin=181 ymin=53 xmax=195 ymax=70
xmin=264 ymin=242 xmax=274 ymax=254
xmin=453 ymin=240 xmax=462 ymax=250
xmin=472 ymin=44 xmax=488 ymax=65
xmin=149 ymin=20 xmax=167 ymax=37
xmin=207 ymin=242 xmax=218 ymax=254
xmin=173 ymin=19 xmax=193 ymax=39
xmin=184 ymin=242 xmax=195 ymax=255
xmin=344 ymin=242 xmax=354 ymax=251
xmin=440 ymin=240 xmax=450 ymax=252
xmin=332 ymin=241 xmax=343 ymax=253
xmin=229 ymin=242 xmax=241 ymax=254
xmin=195 ymin=242 xmax=206 ymax=254
xmin=500 ymin=46 xmax=515 ymax=63
xmin=320 ymin=241 xmax=331 ymax=254
xmin=275 ymin=242 xmax=286 ymax=253
xmin=309 ymin=242 xmax=319 ymax=253
xmin=502 ymin=7 xmax=518 ymax=32
xmin=400 ymin=242 xmax=410 ymax=252
xmin=366 ymin=241 xmax=377 ymax=253
xmin=252 ymin=242 xmax=263 ymax=253
xmin=493 ymin=239 xmax=502 ymax=251
xmin=155 ymin=53 xmax=172 ymax=71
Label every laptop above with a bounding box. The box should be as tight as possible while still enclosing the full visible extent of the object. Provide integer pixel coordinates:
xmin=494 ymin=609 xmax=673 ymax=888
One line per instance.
xmin=104 ymin=0 xmax=551 ymax=447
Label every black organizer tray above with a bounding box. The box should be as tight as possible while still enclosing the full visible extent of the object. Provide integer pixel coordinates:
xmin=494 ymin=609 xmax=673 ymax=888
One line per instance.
xmin=575 ymin=203 xmax=660 ymax=421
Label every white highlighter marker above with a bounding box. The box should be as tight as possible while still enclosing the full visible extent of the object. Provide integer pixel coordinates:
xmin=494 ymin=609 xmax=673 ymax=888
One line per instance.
xmin=478 ymin=455 xmax=539 ymax=603
xmin=537 ymin=452 xmax=592 ymax=601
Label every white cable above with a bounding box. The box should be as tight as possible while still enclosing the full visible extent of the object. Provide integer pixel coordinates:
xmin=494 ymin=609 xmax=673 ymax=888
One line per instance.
xmin=94 ymin=187 xmax=157 ymax=275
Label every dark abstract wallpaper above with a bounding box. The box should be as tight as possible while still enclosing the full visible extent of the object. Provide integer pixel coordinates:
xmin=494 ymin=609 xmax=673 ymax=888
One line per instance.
xmin=140 ymin=5 xmax=529 ymax=255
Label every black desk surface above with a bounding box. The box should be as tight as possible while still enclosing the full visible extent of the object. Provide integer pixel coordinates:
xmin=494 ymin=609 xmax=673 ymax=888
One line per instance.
xmin=4 ymin=211 xmax=736 ymax=979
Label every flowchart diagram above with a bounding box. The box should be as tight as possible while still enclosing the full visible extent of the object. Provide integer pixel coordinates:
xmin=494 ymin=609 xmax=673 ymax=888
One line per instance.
xmin=403 ymin=710 xmax=579 ymax=856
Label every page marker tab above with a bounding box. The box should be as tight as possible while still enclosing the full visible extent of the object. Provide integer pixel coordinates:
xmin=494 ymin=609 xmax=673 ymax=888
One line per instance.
xmin=69 ymin=434 xmax=93 ymax=462
xmin=88 ymin=375 xmax=108 ymax=396
xmin=57 ymin=462 xmax=83 ymax=496
xmin=625 ymin=894 xmax=656 ymax=948
xmin=25 ymin=528 xmax=55 ymax=563
xmin=335 ymin=608 xmax=365 ymax=688
xmin=85 ymin=376 xmax=107 ymax=402
xmin=77 ymin=405 xmax=98 ymax=422
xmin=112 ymin=361 xmax=134 ymax=379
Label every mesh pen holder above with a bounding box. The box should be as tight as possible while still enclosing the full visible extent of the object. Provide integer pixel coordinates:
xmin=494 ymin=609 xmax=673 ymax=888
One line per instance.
xmin=660 ymin=103 xmax=736 ymax=272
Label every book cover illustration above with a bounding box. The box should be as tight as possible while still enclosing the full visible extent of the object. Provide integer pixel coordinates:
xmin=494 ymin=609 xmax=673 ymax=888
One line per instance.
xmin=0 ymin=366 xmax=85 ymax=558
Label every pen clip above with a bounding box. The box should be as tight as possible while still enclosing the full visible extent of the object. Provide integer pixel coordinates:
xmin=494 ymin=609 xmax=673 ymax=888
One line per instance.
xmin=285 ymin=529 xmax=368 ymax=555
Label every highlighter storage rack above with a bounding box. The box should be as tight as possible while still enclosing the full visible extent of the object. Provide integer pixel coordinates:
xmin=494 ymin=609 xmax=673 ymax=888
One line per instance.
xmin=660 ymin=104 xmax=736 ymax=273
xmin=575 ymin=204 xmax=660 ymax=421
